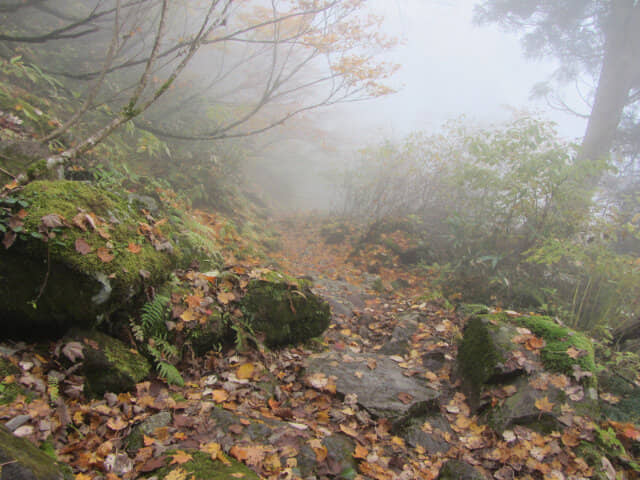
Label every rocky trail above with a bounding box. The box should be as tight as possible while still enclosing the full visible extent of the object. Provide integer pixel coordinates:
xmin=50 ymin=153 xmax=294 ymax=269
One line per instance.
xmin=0 ymin=213 xmax=638 ymax=480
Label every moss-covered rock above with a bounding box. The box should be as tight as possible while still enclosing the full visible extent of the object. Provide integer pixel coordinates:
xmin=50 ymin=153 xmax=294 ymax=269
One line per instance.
xmin=457 ymin=314 xmax=599 ymax=432
xmin=65 ymin=330 xmax=151 ymax=396
xmin=240 ymin=273 xmax=330 ymax=347
xmin=0 ymin=424 xmax=74 ymax=479
xmin=142 ymin=450 xmax=259 ymax=480
xmin=0 ymin=180 xmax=190 ymax=337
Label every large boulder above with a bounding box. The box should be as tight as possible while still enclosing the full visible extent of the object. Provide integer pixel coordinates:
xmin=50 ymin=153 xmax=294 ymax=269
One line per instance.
xmin=0 ymin=425 xmax=73 ymax=480
xmin=0 ymin=180 xmax=185 ymax=337
xmin=305 ymin=351 xmax=440 ymax=424
xmin=240 ymin=272 xmax=330 ymax=346
xmin=457 ymin=313 xmax=598 ymax=432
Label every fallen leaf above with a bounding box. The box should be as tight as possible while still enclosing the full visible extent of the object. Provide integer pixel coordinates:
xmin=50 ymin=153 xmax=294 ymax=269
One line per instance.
xmin=2 ymin=230 xmax=16 ymax=249
xmin=211 ymin=389 xmax=229 ymax=403
xmin=75 ymin=238 xmax=92 ymax=255
xmin=62 ymin=341 xmax=84 ymax=362
xmin=106 ymin=417 xmax=128 ymax=431
xmin=534 ymin=396 xmax=554 ymax=413
xmin=180 ymin=309 xmax=197 ymax=322
xmin=96 ymin=247 xmax=114 ymax=263
xmin=566 ymin=346 xmax=584 ymax=359
xmin=170 ymin=450 xmax=193 ymax=465
xmin=164 ymin=468 xmax=188 ymax=480
xmin=41 ymin=213 xmax=65 ymax=229
xmin=236 ymin=363 xmax=255 ymax=380
xmin=398 ymin=392 xmax=414 ymax=404
xmin=217 ymin=291 xmax=235 ymax=305
xmin=353 ymin=444 xmax=369 ymax=459
xmin=127 ymin=242 xmax=142 ymax=254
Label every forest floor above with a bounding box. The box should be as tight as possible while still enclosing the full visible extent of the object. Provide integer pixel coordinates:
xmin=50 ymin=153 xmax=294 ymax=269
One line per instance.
xmin=0 ymin=212 xmax=636 ymax=480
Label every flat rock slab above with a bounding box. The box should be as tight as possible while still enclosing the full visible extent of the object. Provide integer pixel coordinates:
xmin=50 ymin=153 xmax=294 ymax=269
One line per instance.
xmin=305 ymin=351 xmax=440 ymax=422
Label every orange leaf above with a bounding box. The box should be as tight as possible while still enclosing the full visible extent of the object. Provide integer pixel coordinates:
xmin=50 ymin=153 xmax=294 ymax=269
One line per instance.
xmin=170 ymin=450 xmax=193 ymax=465
xmin=211 ymin=389 xmax=229 ymax=403
xmin=353 ymin=444 xmax=369 ymax=459
xmin=96 ymin=247 xmax=114 ymax=263
xmin=127 ymin=242 xmax=142 ymax=254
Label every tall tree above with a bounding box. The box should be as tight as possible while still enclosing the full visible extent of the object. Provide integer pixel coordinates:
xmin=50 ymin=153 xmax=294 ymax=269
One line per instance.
xmin=474 ymin=0 xmax=640 ymax=165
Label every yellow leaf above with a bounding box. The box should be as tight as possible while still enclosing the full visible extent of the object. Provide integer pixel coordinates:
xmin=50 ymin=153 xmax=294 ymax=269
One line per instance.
xmin=170 ymin=450 xmax=193 ymax=465
xmin=534 ymin=396 xmax=554 ymax=413
xmin=236 ymin=363 xmax=255 ymax=380
xmin=201 ymin=442 xmax=222 ymax=461
xmin=180 ymin=309 xmax=197 ymax=322
xmin=164 ymin=468 xmax=188 ymax=480
xmin=217 ymin=291 xmax=235 ymax=305
xmin=75 ymin=474 xmax=93 ymax=480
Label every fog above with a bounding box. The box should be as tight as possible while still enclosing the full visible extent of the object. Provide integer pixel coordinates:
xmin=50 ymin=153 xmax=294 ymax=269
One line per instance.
xmin=251 ymin=0 xmax=592 ymax=210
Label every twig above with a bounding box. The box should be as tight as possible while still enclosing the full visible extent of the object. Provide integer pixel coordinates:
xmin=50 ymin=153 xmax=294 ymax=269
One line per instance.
xmin=0 ymin=165 xmax=17 ymax=179
xmin=33 ymin=244 xmax=51 ymax=305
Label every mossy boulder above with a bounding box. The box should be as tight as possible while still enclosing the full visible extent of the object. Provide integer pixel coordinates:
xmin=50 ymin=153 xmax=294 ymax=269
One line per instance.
xmin=64 ymin=330 xmax=151 ymax=396
xmin=142 ymin=450 xmax=259 ymax=480
xmin=0 ymin=180 xmax=188 ymax=337
xmin=240 ymin=272 xmax=330 ymax=347
xmin=457 ymin=314 xmax=599 ymax=432
xmin=0 ymin=424 xmax=73 ymax=480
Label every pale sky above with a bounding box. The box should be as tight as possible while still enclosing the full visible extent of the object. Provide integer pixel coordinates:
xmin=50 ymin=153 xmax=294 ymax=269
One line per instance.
xmin=332 ymin=0 xmax=588 ymax=142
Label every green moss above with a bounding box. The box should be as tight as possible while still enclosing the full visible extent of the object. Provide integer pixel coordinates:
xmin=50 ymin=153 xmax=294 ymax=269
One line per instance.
xmin=458 ymin=317 xmax=503 ymax=401
xmin=516 ymin=315 xmax=597 ymax=384
xmin=78 ymin=330 xmax=151 ymax=396
xmin=0 ymin=425 xmax=74 ymax=479
xmin=457 ymin=303 xmax=490 ymax=316
xmin=20 ymin=180 xmax=175 ymax=290
xmin=145 ymin=450 xmax=259 ymax=480
xmin=240 ymin=278 xmax=330 ymax=347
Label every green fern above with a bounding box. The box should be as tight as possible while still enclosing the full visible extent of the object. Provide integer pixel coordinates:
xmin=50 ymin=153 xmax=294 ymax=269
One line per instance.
xmin=157 ymin=362 xmax=184 ymax=386
xmin=140 ymin=294 xmax=169 ymax=337
xmin=137 ymin=295 xmax=184 ymax=386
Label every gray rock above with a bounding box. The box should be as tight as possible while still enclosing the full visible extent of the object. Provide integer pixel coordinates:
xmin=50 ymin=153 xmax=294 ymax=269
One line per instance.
xmin=305 ymin=351 xmax=440 ymax=423
xmin=379 ymin=312 xmax=421 ymax=356
xmin=394 ymin=412 xmax=452 ymax=454
xmin=437 ymin=459 xmax=489 ymax=480
xmin=4 ymin=415 xmax=31 ymax=432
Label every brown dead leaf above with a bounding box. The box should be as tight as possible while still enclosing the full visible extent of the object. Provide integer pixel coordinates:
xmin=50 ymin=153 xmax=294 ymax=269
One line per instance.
xmin=525 ymin=336 xmax=546 ymax=350
xmin=106 ymin=417 xmax=128 ymax=431
xmin=398 ymin=392 xmax=413 ymax=405
xmin=75 ymin=238 xmax=92 ymax=255
xmin=96 ymin=247 xmax=114 ymax=263
xmin=41 ymin=213 xmax=65 ymax=229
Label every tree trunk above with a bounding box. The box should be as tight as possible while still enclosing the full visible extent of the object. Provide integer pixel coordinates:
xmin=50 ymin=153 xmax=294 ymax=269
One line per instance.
xmin=578 ymin=0 xmax=640 ymax=167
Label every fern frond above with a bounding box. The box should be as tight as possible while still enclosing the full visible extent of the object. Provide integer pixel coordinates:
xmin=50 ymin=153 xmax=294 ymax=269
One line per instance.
xmin=157 ymin=362 xmax=184 ymax=386
xmin=140 ymin=294 xmax=169 ymax=336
